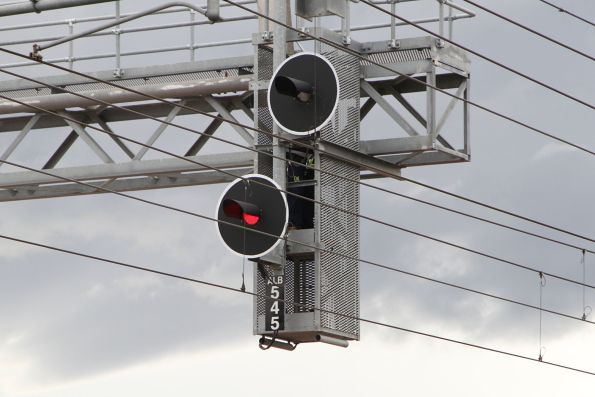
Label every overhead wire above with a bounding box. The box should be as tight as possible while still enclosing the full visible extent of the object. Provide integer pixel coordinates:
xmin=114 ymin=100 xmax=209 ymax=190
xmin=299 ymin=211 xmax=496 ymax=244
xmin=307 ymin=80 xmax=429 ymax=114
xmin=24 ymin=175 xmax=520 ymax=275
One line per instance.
xmin=1 ymin=48 xmax=594 ymax=247
xmin=2 ymin=91 xmax=595 ymax=324
xmin=460 ymin=0 xmax=594 ymax=62
xmin=1 ymin=230 xmax=594 ymax=376
xmin=1 ymin=153 xmax=594 ymax=327
xmin=1 ymin=68 xmax=594 ymax=262
xmin=356 ymin=0 xmax=595 ymax=110
xmin=219 ymin=1 xmax=595 ymax=157
xmin=537 ymin=0 xmax=595 ymax=28
xmin=1 ymin=64 xmax=594 ymax=260
xmin=0 ymin=2 xmax=592 ymax=376
xmin=220 ymin=0 xmax=595 ymax=242
xmin=0 ymin=6 xmax=592 ymax=289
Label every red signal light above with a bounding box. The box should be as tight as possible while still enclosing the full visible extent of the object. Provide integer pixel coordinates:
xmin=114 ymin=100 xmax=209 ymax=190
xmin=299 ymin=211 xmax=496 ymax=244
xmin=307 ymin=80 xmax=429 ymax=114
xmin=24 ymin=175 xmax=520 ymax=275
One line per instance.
xmin=222 ymin=199 xmax=261 ymax=226
xmin=243 ymin=213 xmax=260 ymax=225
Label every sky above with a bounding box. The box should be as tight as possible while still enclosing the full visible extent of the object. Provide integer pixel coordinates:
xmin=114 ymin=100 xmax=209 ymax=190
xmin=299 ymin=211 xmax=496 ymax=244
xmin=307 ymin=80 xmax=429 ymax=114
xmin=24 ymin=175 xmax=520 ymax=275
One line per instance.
xmin=0 ymin=0 xmax=594 ymax=395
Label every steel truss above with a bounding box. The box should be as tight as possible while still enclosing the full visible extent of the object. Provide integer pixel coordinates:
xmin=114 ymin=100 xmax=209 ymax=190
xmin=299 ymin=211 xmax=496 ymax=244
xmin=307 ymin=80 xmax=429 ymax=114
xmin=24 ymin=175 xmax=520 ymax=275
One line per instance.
xmin=0 ymin=33 xmax=469 ymax=202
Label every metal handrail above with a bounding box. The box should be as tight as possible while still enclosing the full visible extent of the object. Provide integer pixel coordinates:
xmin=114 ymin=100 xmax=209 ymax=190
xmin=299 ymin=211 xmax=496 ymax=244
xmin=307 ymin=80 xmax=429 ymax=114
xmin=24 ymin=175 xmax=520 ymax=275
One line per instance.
xmin=0 ymin=15 xmax=257 ymax=47
xmin=0 ymin=0 xmax=474 ymax=73
xmin=0 ymin=0 xmax=257 ymax=32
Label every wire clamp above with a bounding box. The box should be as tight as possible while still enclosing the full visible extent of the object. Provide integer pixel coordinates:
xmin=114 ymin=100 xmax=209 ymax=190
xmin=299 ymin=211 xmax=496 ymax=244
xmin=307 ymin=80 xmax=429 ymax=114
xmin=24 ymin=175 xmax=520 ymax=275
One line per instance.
xmin=538 ymin=346 xmax=546 ymax=362
xmin=387 ymin=39 xmax=400 ymax=49
xmin=29 ymin=44 xmax=43 ymax=62
xmin=30 ymin=0 xmax=41 ymax=13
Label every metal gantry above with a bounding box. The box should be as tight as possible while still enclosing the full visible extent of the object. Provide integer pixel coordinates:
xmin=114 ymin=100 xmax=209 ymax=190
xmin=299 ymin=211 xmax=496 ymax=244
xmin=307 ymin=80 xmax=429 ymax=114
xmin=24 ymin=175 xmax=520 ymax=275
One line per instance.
xmin=0 ymin=0 xmax=471 ymax=347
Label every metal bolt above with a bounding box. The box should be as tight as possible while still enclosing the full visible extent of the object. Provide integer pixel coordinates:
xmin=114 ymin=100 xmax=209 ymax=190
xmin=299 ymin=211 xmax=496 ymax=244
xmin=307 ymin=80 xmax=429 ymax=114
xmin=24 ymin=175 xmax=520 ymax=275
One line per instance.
xmin=387 ymin=39 xmax=400 ymax=49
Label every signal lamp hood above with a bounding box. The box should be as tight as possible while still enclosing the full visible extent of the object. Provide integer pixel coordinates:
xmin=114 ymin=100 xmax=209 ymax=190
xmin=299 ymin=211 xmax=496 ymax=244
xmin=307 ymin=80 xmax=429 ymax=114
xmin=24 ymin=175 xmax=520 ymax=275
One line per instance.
xmin=274 ymin=75 xmax=313 ymax=103
xmin=222 ymin=199 xmax=261 ymax=226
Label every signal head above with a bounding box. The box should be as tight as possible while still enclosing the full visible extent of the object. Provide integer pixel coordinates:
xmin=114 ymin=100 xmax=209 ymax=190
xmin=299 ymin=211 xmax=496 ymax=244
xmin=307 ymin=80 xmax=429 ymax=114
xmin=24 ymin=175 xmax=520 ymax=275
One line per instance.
xmin=216 ymin=174 xmax=288 ymax=258
xmin=268 ymin=52 xmax=339 ymax=136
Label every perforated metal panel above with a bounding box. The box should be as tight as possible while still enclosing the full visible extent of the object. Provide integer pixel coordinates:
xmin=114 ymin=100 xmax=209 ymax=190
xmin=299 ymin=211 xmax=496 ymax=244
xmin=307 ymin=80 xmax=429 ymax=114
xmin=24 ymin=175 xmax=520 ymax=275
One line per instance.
xmin=360 ymin=48 xmax=432 ymax=66
xmin=285 ymin=259 xmax=316 ymax=314
xmin=253 ymin=46 xmax=275 ymax=335
xmin=255 ymin=46 xmax=274 ymax=177
xmin=254 ymin=44 xmax=360 ymax=342
xmin=318 ymin=44 xmax=360 ymax=339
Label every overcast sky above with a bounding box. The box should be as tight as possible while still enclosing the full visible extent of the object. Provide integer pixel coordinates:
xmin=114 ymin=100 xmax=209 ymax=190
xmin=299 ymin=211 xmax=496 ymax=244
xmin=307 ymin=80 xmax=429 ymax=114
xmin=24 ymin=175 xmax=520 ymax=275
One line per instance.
xmin=0 ymin=0 xmax=594 ymax=396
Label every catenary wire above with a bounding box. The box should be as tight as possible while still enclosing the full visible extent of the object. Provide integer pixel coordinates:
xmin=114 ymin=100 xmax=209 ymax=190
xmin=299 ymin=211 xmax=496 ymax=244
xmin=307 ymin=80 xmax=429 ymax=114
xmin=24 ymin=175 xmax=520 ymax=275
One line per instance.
xmin=219 ymin=1 xmax=595 ymax=242
xmin=0 ymin=0 xmax=592 ymax=372
xmin=2 ymin=72 xmax=590 ymax=264
xmin=1 ymin=87 xmax=594 ymax=334
xmin=1 ymin=70 xmax=594 ymax=260
xmin=1 ymin=231 xmax=594 ymax=376
xmin=1 ymin=93 xmax=595 ymax=298
xmin=0 ymin=4 xmax=591 ymax=375
xmin=1 ymin=154 xmax=593 ymax=327
xmin=537 ymin=0 xmax=595 ymax=28
xmin=217 ymin=3 xmax=595 ymax=156
xmin=2 ymin=67 xmax=593 ymax=255
xmin=1 ymin=49 xmax=594 ymax=247
xmin=356 ymin=0 xmax=595 ymax=110
xmin=460 ymin=0 xmax=594 ymax=62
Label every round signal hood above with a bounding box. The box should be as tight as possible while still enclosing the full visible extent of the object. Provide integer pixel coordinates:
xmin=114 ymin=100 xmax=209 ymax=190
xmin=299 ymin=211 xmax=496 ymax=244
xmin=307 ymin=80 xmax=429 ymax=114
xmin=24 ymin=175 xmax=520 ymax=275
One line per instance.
xmin=268 ymin=52 xmax=339 ymax=136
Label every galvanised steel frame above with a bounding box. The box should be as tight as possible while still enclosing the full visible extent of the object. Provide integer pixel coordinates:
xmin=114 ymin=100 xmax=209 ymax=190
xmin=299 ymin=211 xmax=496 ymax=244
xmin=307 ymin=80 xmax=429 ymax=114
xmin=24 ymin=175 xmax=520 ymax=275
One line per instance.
xmin=0 ymin=0 xmax=472 ymax=348
xmin=0 ymin=0 xmax=471 ymax=201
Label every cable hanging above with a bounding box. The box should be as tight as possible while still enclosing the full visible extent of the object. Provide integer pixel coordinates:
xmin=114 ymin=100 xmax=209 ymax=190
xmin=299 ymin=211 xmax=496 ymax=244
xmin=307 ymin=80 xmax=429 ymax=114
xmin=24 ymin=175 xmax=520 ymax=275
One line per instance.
xmin=0 ymin=150 xmax=594 ymax=331
xmin=3 ymin=92 xmax=595 ymax=297
xmin=216 ymin=3 xmax=595 ymax=157
xmin=537 ymin=0 xmax=595 ymax=28
xmin=1 ymin=67 xmax=593 ymax=254
xmin=0 ymin=2 xmax=592 ymax=375
xmin=581 ymin=250 xmax=591 ymax=321
xmin=0 ymin=230 xmax=593 ymax=375
xmin=0 ymin=69 xmax=594 ymax=282
xmin=538 ymin=271 xmax=547 ymax=361
xmin=355 ymin=0 xmax=595 ymax=110
xmin=1 ymin=51 xmax=594 ymax=247
xmin=459 ymin=0 xmax=594 ymax=62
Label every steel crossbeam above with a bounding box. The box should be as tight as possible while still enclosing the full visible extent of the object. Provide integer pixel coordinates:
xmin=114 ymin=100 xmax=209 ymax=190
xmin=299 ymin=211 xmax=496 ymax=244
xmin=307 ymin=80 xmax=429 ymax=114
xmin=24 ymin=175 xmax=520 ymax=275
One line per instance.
xmin=0 ymin=26 xmax=469 ymax=202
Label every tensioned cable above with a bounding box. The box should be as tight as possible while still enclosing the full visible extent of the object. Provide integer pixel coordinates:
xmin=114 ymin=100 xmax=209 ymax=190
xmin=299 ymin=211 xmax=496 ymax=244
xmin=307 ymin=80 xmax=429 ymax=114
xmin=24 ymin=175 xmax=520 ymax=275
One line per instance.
xmin=218 ymin=2 xmax=595 ymax=242
xmin=460 ymin=0 xmax=594 ymax=62
xmin=1 ymin=73 xmax=593 ymax=259
xmin=1 ymin=7 xmax=584 ymax=372
xmin=220 ymin=2 xmax=595 ymax=156
xmin=1 ymin=232 xmax=594 ymax=376
xmin=1 ymin=67 xmax=594 ymax=255
xmin=2 ymin=50 xmax=594 ymax=247
xmin=1 ymin=72 xmax=592 ymax=256
xmin=2 ymin=93 xmax=595 ymax=297
xmin=2 ymin=63 xmax=594 ymax=254
xmin=537 ymin=0 xmax=595 ymax=28
xmin=356 ymin=0 xmax=595 ymax=110
xmin=2 ymin=154 xmax=593 ymax=328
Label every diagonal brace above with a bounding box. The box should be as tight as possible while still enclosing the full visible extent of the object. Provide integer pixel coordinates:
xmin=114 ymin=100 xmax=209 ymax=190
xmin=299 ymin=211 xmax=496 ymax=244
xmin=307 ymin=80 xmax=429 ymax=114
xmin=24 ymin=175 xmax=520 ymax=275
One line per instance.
xmin=133 ymin=100 xmax=186 ymax=160
xmin=185 ymin=114 xmax=224 ymax=156
xmin=436 ymin=80 xmax=467 ymax=136
xmin=391 ymin=89 xmax=454 ymax=150
xmin=361 ymin=80 xmax=419 ymax=137
xmin=0 ymin=113 xmax=41 ymax=169
xmin=59 ymin=112 xmax=114 ymax=164
xmin=204 ymin=96 xmax=253 ymax=145
xmin=91 ymin=113 xmax=135 ymax=159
